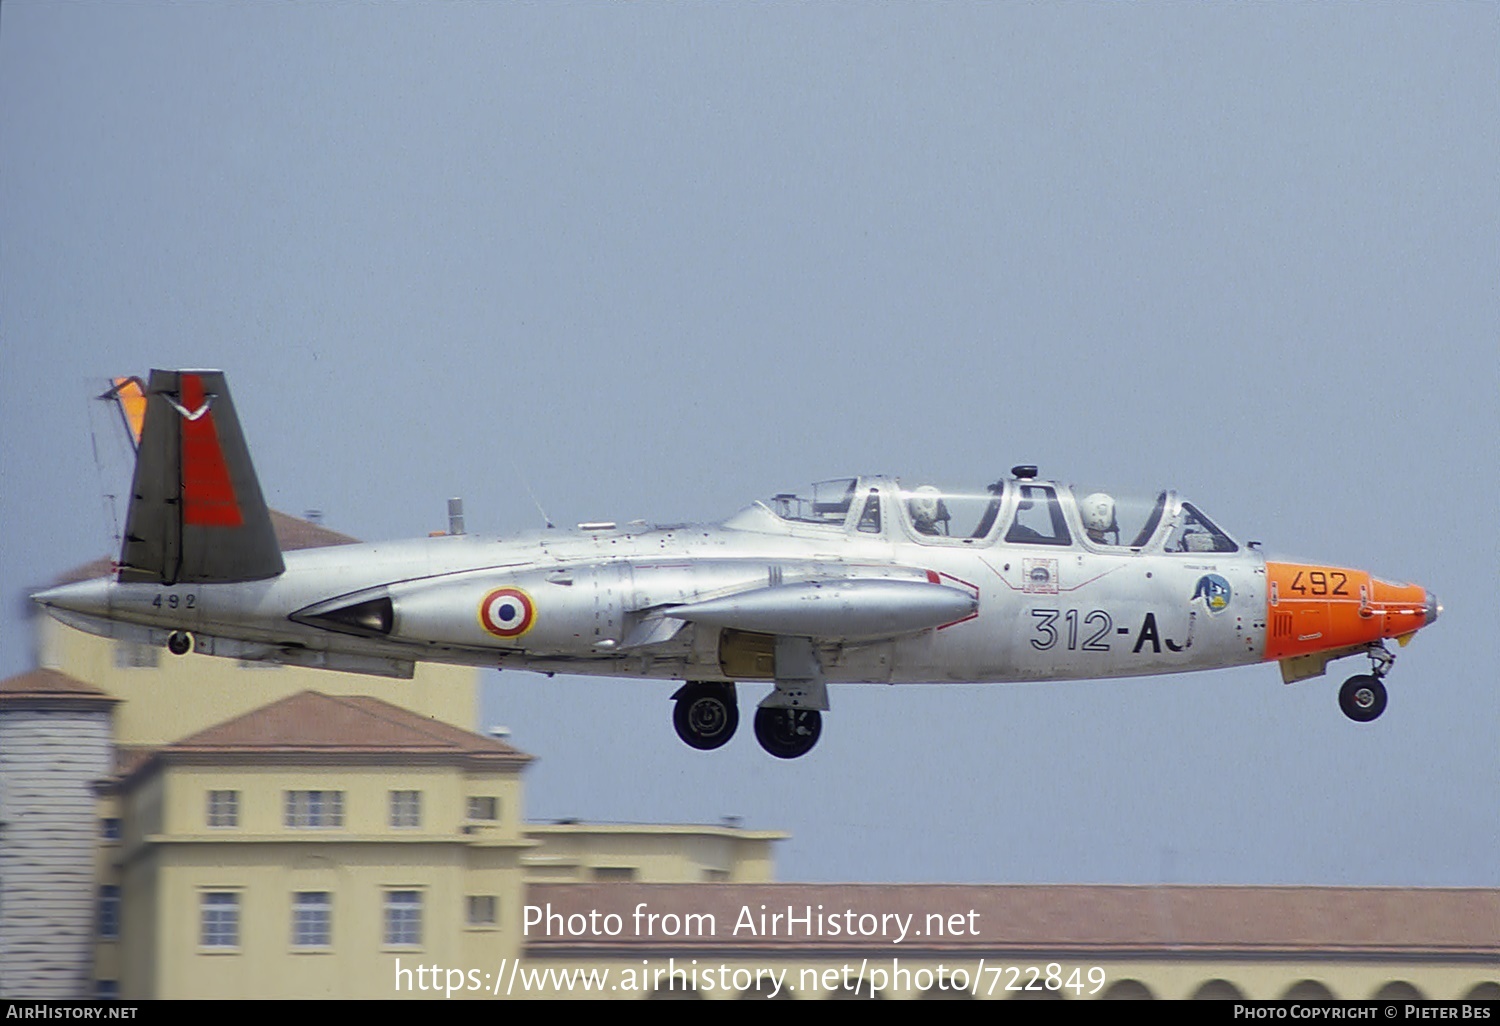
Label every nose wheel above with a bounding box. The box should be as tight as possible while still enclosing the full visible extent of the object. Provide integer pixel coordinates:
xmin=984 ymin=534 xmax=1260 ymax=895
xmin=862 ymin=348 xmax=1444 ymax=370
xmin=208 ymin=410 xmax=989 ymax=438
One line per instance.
xmin=671 ymin=682 xmax=739 ymax=750
xmin=1338 ymin=642 xmax=1393 ymax=723
xmin=1338 ymin=674 xmax=1387 ymax=722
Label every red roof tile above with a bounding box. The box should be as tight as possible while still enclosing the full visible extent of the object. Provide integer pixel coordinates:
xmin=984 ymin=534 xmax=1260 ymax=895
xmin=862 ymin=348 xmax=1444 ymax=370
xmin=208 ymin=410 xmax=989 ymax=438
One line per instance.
xmin=123 ymin=691 xmax=529 ymax=779
xmin=0 ymin=668 xmax=118 ymax=705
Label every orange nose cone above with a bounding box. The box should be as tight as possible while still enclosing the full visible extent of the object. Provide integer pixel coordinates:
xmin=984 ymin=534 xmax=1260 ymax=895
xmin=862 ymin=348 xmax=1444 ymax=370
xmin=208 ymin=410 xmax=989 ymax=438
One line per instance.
xmin=1369 ymin=576 xmax=1432 ymax=640
xmin=1264 ymin=563 xmax=1437 ymax=661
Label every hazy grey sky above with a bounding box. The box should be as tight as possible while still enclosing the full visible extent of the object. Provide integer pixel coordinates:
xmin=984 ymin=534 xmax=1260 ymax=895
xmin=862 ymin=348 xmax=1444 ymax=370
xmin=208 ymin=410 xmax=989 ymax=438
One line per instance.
xmin=3 ymin=3 xmax=1495 ymax=884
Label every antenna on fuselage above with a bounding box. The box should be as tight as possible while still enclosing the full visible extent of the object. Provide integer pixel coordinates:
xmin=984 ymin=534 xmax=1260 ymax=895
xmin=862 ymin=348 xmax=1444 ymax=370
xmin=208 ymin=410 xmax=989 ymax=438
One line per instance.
xmin=510 ymin=465 xmax=554 ymax=529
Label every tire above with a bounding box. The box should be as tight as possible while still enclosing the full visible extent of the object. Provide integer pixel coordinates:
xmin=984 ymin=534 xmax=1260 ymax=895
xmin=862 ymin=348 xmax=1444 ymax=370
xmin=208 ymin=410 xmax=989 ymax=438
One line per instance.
xmin=753 ymin=706 xmax=822 ymax=759
xmin=1339 ymin=674 xmax=1387 ymax=723
xmin=672 ymin=683 xmax=738 ymax=750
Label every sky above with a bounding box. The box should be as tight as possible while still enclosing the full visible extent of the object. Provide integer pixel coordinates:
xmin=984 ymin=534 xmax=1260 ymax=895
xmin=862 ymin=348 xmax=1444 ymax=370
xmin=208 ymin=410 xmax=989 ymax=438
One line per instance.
xmin=2 ymin=3 xmax=1496 ymax=886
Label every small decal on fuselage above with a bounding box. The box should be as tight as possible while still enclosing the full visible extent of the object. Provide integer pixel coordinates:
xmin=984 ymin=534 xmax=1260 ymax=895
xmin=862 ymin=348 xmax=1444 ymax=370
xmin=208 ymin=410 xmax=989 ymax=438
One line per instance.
xmin=1192 ymin=574 xmax=1232 ymax=613
xmin=1023 ymin=558 xmax=1059 ymax=595
xmin=480 ymin=587 xmax=536 ymax=639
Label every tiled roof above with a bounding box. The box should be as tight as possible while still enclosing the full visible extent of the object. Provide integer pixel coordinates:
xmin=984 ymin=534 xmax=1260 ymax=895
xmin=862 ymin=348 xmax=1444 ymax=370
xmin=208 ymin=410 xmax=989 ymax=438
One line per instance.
xmin=51 ymin=510 xmax=358 ymax=584
xmin=267 ymin=509 xmax=360 ymax=551
xmin=121 ymin=691 xmax=529 ymax=782
xmin=523 ymin=883 xmax=1500 ymax=959
xmin=0 ymin=668 xmax=118 ymax=706
xmin=113 ymin=745 xmax=157 ymax=779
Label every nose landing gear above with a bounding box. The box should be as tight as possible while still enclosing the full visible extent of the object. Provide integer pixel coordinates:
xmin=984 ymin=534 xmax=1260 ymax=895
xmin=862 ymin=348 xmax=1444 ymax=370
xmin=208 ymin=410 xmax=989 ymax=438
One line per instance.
xmin=1339 ymin=642 xmax=1393 ymax=723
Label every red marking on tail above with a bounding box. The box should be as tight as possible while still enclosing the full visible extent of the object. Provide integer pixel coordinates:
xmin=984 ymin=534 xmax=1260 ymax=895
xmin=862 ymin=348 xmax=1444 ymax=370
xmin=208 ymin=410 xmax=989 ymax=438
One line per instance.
xmin=179 ymin=373 xmax=243 ymax=527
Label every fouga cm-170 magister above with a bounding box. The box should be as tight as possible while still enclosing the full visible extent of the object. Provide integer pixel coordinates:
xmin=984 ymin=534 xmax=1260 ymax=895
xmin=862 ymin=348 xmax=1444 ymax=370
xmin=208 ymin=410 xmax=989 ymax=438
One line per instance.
xmin=34 ymin=370 xmax=1442 ymax=759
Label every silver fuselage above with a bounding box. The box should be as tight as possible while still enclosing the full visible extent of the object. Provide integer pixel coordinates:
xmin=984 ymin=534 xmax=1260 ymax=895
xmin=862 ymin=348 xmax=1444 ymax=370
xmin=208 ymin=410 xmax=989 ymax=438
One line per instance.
xmin=38 ymin=479 xmax=1269 ymax=685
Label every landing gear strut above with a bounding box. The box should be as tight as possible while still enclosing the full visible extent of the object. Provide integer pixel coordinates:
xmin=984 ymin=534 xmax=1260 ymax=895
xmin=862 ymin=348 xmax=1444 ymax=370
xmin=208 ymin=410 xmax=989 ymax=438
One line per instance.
xmin=1339 ymin=642 xmax=1392 ymax=723
xmin=671 ymin=682 xmax=738 ymax=750
xmin=753 ymin=706 xmax=822 ymax=759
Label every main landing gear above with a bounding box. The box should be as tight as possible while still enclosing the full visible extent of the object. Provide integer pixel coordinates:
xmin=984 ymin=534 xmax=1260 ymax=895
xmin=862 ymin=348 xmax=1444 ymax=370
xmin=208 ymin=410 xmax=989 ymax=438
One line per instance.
xmin=1338 ymin=642 xmax=1393 ymax=723
xmin=669 ymin=681 xmax=824 ymax=759
xmin=670 ymin=682 xmax=739 ymax=750
xmin=167 ymin=631 xmax=194 ymax=656
xmin=753 ymin=706 xmax=822 ymax=760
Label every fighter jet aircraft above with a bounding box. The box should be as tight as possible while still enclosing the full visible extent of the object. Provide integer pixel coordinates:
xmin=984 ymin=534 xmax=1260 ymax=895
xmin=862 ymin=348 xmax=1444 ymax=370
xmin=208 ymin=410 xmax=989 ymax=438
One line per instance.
xmin=33 ymin=370 xmax=1441 ymax=759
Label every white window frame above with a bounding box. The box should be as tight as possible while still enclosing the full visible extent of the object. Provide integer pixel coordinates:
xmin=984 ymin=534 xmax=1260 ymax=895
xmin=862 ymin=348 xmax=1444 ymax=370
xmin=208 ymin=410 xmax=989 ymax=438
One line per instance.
xmin=98 ymin=885 xmax=121 ymax=939
xmin=466 ymin=796 xmax=499 ymax=821
xmin=383 ymin=889 xmax=422 ymax=947
xmin=207 ymin=790 xmax=239 ymax=828
xmin=200 ymin=892 xmax=240 ymax=949
xmin=285 ymin=790 xmax=344 ymax=829
xmin=292 ymin=891 xmax=331 ymax=949
xmin=389 ymin=790 xmax=422 ymax=829
xmin=466 ymin=894 xmax=497 ymax=927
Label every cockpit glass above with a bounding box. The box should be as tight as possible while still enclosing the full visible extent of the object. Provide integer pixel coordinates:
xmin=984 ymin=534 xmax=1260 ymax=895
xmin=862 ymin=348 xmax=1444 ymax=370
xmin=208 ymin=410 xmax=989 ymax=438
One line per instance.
xmin=1005 ymin=484 xmax=1071 ymax=546
xmin=767 ymin=478 xmax=858 ymax=525
xmin=1164 ymin=502 xmax=1238 ymax=553
xmin=900 ymin=483 xmax=1005 ymax=541
xmin=1071 ymin=488 xmax=1168 ymax=548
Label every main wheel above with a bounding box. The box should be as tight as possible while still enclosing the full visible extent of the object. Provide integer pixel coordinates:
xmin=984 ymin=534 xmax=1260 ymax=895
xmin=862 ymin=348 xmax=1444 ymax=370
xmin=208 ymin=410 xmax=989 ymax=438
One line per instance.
xmin=753 ymin=706 xmax=822 ymax=759
xmin=1339 ymin=674 xmax=1387 ymax=723
xmin=167 ymin=631 xmax=193 ymax=656
xmin=672 ymin=682 xmax=738 ymax=750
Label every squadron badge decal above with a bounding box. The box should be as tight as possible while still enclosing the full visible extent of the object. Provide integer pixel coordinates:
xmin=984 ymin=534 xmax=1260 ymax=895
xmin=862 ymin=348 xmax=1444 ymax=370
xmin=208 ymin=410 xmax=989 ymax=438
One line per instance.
xmin=1192 ymin=574 xmax=1232 ymax=613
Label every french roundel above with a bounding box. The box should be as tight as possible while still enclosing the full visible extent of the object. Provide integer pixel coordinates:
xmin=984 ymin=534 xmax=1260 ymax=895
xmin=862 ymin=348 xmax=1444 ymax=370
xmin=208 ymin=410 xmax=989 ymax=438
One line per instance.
xmin=479 ymin=587 xmax=535 ymax=639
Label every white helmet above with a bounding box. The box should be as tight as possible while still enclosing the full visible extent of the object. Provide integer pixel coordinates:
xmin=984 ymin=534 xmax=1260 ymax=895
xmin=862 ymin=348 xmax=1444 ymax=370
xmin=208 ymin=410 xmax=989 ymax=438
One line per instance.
xmin=910 ymin=485 xmax=943 ymax=523
xmin=1080 ymin=492 xmax=1117 ymax=535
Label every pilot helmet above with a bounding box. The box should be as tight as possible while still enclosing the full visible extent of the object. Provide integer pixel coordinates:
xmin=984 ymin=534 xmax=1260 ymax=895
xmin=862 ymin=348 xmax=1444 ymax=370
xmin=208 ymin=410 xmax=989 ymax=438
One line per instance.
xmin=910 ymin=485 xmax=943 ymax=522
xmin=1080 ymin=492 xmax=1117 ymax=535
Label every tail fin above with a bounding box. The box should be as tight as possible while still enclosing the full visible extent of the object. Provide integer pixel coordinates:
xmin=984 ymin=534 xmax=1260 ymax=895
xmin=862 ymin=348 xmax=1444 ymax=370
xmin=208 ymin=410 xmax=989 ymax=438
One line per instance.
xmin=117 ymin=369 xmax=284 ymax=584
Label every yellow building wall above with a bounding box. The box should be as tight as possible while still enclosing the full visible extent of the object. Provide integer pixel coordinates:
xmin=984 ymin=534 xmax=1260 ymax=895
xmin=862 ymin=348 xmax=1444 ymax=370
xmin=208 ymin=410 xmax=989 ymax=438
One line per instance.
xmin=117 ymin=761 xmax=531 ymax=999
xmin=39 ymin=618 xmax=478 ymax=742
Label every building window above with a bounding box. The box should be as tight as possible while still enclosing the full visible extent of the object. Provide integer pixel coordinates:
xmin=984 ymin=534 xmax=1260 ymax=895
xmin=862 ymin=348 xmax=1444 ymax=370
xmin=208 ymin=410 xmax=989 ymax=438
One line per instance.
xmin=100 ymin=818 xmax=122 ymax=842
xmin=466 ymin=895 xmax=497 ymax=927
xmin=285 ymin=790 xmax=344 ymax=829
xmin=466 ymin=796 xmax=499 ymax=821
xmin=389 ymin=790 xmax=421 ymax=828
xmin=98 ymin=885 xmax=120 ymax=939
xmin=95 ymin=980 xmax=120 ymax=999
xmin=200 ymin=892 xmax=239 ymax=949
xmin=593 ymin=866 xmax=637 ymax=882
xmin=384 ymin=890 xmax=422 ymax=947
xmin=292 ymin=891 xmax=331 ymax=948
xmin=207 ymin=790 xmax=239 ymax=828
